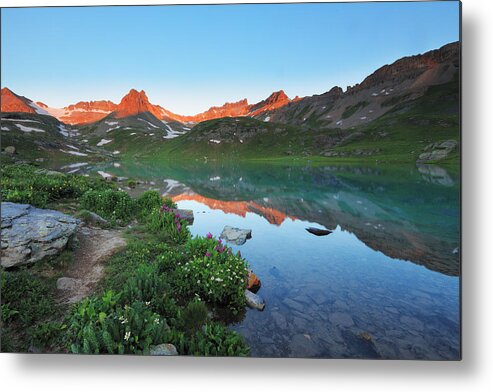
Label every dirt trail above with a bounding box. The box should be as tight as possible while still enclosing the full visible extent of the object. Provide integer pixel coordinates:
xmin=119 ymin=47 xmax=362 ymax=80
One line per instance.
xmin=56 ymin=225 xmax=127 ymax=304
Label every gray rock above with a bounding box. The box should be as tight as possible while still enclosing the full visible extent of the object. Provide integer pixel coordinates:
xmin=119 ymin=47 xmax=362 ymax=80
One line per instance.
xmin=220 ymin=225 xmax=252 ymax=245
xmin=417 ymin=139 xmax=458 ymax=162
xmin=4 ymin=146 xmax=16 ymax=155
xmin=149 ymin=343 xmax=178 ymax=356
xmin=245 ymin=289 xmax=265 ymax=311
xmin=1 ymin=202 xmax=80 ymax=268
xmin=171 ymin=209 xmax=194 ymax=225
xmin=56 ymin=277 xmax=81 ymax=291
xmin=84 ymin=211 xmax=109 ymax=226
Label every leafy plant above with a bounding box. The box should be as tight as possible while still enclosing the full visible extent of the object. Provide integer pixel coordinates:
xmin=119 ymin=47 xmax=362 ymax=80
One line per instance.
xmin=80 ymin=189 xmax=135 ymax=223
xmin=146 ymin=204 xmax=190 ymax=244
xmin=66 ymin=291 xmax=169 ymax=354
xmin=188 ymin=323 xmax=249 ymax=357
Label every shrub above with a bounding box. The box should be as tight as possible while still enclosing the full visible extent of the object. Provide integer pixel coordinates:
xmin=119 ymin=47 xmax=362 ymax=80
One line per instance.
xmin=188 ymin=323 xmax=249 ymax=357
xmin=0 ymin=164 xmax=111 ymax=207
xmin=146 ymin=204 xmax=190 ymax=244
xmin=136 ymin=190 xmax=163 ymax=220
xmin=66 ymin=291 xmax=169 ymax=354
xmin=80 ymin=189 xmax=135 ymax=223
xmin=181 ymin=300 xmax=209 ymax=336
xmin=1 ymin=270 xmax=55 ymax=328
xmin=176 ymin=235 xmax=248 ymax=311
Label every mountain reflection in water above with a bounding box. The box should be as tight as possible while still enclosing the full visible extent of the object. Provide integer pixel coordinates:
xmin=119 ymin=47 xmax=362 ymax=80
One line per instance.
xmin=71 ymin=160 xmax=460 ymax=359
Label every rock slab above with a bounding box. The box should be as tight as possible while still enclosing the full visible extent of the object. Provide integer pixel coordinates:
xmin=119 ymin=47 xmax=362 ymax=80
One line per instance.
xmin=220 ymin=225 xmax=252 ymax=245
xmin=1 ymin=202 xmax=79 ymax=268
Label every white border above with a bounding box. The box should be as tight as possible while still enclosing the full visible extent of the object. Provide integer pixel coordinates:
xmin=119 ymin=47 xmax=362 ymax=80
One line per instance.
xmin=2 ymin=1 xmax=493 ymax=391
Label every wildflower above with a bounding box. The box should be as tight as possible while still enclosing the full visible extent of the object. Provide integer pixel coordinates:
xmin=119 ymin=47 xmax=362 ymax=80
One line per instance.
xmin=215 ymin=277 xmax=223 ymax=282
xmin=218 ymin=238 xmax=222 ymax=244
xmin=145 ymin=301 xmax=151 ymax=306
xmin=121 ymin=318 xmax=128 ymax=324
xmin=124 ymin=331 xmax=131 ymax=341
xmin=228 ymin=249 xmax=232 ymax=255
xmin=177 ymin=222 xmax=182 ymax=232
xmin=205 ymin=251 xmax=211 ymax=257
xmin=206 ymin=232 xmax=213 ymax=239
xmin=154 ymin=318 xmax=160 ymax=324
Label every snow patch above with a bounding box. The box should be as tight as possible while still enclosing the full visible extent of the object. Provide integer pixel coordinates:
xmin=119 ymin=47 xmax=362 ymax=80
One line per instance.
xmin=96 ymin=138 xmax=112 ymax=146
xmin=130 ymin=132 xmax=137 ymax=136
xmin=106 ymin=126 xmax=119 ymax=133
xmin=209 ymin=176 xmax=221 ymax=181
xmin=209 ymin=139 xmax=221 ymax=144
xmin=105 ymin=121 xmax=118 ymax=126
xmin=336 ymin=120 xmax=343 ymax=126
xmin=163 ymin=124 xmax=186 ymax=139
xmin=264 ymin=116 xmax=270 ymax=122
xmin=1 ymin=127 xmax=10 ymax=131
xmin=66 ymin=144 xmax=79 ymax=150
xmin=97 ymin=171 xmax=114 ymax=180
xmin=15 ymin=124 xmax=45 ymax=133
xmin=2 ymin=118 xmax=40 ymax=123
xmin=61 ymin=149 xmax=88 ymax=156
xmin=112 ymin=151 xmax=120 ymax=155
xmin=61 ymin=162 xmax=88 ymax=169
xmin=139 ymin=118 xmax=159 ymax=128
xmin=28 ymin=100 xmax=50 ymax=115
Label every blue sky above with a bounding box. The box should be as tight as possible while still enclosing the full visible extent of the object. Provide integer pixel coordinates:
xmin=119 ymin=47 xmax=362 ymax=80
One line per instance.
xmin=1 ymin=2 xmax=459 ymax=114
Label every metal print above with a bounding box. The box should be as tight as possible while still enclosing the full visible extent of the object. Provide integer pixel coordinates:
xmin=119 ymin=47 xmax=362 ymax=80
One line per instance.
xmin=0 ymin=1 xmax=461 ymax=359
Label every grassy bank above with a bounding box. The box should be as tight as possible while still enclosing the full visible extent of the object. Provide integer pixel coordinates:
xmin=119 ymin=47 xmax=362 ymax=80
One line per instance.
xmin=1 ymin=164 xmax=250 ymax=355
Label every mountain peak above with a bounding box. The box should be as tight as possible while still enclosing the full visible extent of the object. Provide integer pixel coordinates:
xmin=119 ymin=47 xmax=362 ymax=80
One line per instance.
xmin=1 ymin=87 xmax=38 ymax=114
xmin=114 ymin=88 xmax=156 ymax=118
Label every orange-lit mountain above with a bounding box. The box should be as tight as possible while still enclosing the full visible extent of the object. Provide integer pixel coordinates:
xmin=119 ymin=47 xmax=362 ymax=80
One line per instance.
xmin=248 ymin=90 xmax=291 ymax=116
xmin=114 ymin=89 xmax=163 ymax=119
xmin=172 ymin=193 xmax=295 ymax=226
xmin=36 ymin=100 xmax=117 ymax=125
xmin=1 ymin=87 xmax=46 ymax=114
xmin=181 ymin=99 xmax=251 ymax=122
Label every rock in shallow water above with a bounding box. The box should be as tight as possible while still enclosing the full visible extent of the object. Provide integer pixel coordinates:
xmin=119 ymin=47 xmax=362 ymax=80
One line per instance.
xmin=220 ymin=225 xmax=252 ymax=245
xmin=1 ymin=202 xmax=79 ymax=268
xmin=245 ymin=289 xmax=265 ymax=311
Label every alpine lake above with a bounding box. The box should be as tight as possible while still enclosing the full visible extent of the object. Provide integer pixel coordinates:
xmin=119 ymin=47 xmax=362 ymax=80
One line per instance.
xmin=59 ymin=159 xmax=460 ymax=359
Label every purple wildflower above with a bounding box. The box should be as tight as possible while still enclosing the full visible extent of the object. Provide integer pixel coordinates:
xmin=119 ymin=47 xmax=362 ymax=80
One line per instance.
xmin=217 ymin=238 xmax=222 ymax=244
xmin=177 ymin=222 xmax=182 ymax=232
xmin=206 ymin=232 xmax=213 ymax=239
xmin=205 ymin=251 xmax=211 ymax=257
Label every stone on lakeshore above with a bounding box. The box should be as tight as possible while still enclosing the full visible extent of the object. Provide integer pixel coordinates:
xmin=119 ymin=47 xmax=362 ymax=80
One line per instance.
xmin=245 ymin=289 xmax=265 ymax=311
xmin=1 ymin=202 xmax=80 ymax=268
xmin=171 ymin=209 xmax=194 ymax=225
xmin=246 ymin=269 xmax=261 ymax=292
xmin=220 ymin=225 xmax=252 ymax=245
xmin=150 ymin=343 xmax=178 ymax=356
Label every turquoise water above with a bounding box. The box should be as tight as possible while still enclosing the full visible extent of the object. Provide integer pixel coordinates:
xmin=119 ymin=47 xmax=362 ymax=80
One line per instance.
xmin=68 ymin=160 xmax=461 ymax=359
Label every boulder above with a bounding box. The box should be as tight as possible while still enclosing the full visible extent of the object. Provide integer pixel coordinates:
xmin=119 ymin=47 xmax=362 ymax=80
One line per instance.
xmin=1 ymin=202 xmax=80 ymax=268
xmin=4 ymin=146 xmax=16 ymax=155
xmin=220 ymin=226 xmax=252 ymax=245
xmin=171 ymin=209 xmax=194 ymax=225
xmin=245 ymin=289 xmax=265 ymax=311
xmin=149 ymin=343 xmax=178 ymax=356
xmin=417 ymin=139 xmax=458 ymax=162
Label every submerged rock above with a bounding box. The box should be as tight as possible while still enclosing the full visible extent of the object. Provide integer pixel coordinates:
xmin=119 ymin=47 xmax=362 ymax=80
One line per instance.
xmin=149 ymin=343 xmax=178 ymax=356
xmin=306 ymin=227 xmax=332 ymax=236
xmin=220 ymin=225 xmax=252 ymax=245
xmin=245 ymin=289 xmax=265 ymax=311
xmin=1 ymin=202 xmax=79 ymax=268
